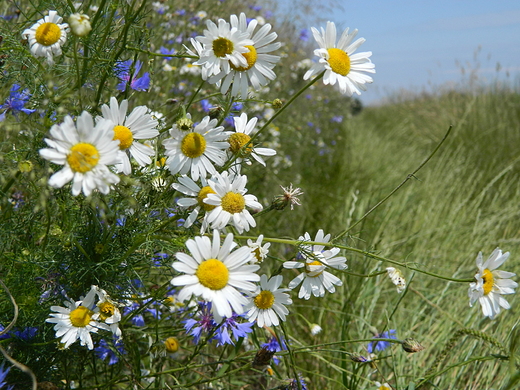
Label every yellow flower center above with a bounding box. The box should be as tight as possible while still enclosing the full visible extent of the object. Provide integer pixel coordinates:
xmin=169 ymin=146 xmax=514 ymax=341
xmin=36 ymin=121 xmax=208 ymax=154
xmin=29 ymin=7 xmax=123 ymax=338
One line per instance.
xmin=197 ymin=186 xmax=217 ymax=211
xmin=165 ymin=337 xmax=180 ymax=353
xmin=196 ymin=258 xmax=229 ymax=290
xmin=254 ymin=290 xmax=275 ymax=310
xmin=482 ymin=269 xmax=494 ymax=295
xmin=305 ymin=257 xmax=325 ymax=277
xmin=228 ymin=133 xmax=253 ymax=155
xmin=69 ymin=306 xmax=93 ymax=327
xmin=221 ymin=192 xmax=246 ymax=214
xmin=35 ymin=22 xmax=62 ymax=46
xmin=230 ymin=45 xmax=257 ymax=71
xmin=156 ymin=157 xmax=166 ymax=167
xmin=67 ymin=143 xmax=100 ymax=173
xmin=113 ymin=125 xmax=134 ymax=150
xmin=181 ymin=132 xmax=206 ymax=158
xmin=98 ymin=301 xmax=116 ymax=321
xmin=213 ymin=37 xmax=234 ymax=58
xmin=253 ymin=247 xmax=263 ymax=263
xmin=327 ymin=48 xmax=351 ymax=76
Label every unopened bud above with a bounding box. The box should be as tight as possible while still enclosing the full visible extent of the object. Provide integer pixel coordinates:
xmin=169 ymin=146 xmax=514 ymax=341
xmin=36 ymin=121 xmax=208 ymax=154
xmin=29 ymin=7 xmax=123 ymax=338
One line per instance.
xmin=208 ymin=106 xmax=224 ymax=120
xmin=401 ymin=337 xmax=425 ymax=353
xmin=164 ymin=337 xmax=180 ymax=353
xmin=272 ymin=98 xmax=283 ymax=109
xmin=69 ymin=13 xmax=92 ymax=37
xmin=176 ymin=117 xmax=193 ymax=132
xmin=18 ymin=160 xmax=33 ymax=172
xmin=349 ymin=353 xmax=369 ymax=363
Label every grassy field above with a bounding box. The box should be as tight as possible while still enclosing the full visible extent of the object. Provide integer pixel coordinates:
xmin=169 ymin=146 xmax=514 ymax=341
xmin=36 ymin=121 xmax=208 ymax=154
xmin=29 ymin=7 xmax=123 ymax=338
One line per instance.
xmin=261 ymin=86 xmax=520 ymax=389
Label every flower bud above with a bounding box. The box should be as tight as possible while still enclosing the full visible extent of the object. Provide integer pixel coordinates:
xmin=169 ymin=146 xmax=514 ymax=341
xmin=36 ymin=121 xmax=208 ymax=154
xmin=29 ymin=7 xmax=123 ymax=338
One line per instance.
xmin=176 ymin=117 xmax=193 ymax=132
xmin=401 ymin=337 xmax=425 ymax=353
xmin=69 ymin=14 xmax=92 ymax=37
xmin=164 ymin=336 xmax=180 ymax=353
xmin=272 ymin=98 xmax=283 ymax=109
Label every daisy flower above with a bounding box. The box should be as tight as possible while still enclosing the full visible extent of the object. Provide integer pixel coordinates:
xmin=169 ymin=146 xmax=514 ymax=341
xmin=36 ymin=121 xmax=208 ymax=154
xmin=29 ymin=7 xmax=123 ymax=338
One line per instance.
xmin=247 ymin=234 xmax=271 ymax=263
xmin=468 ymin=248 xmax=517 ymax=319
xmin=46 ymin=286 xmax=108 ymax=350
xmin=194 ymin=17 xmax=253 ymax=78
xmin=375 ymin=382 xmax=391 ymax=390
xmin=162 ymin=115 xmax=230 ymax=181
xmin=204 ymin=171 xmax=263 ymax=233
xmin=171 ymin=230 xmax=260 ymax=322
xmin=22 ymin=10 xmax=69 ymax=64
xmin=304 ymin=21 xmax=375 ymax=96
xmin=227 ymin=113 xmax=276 ymax=172
xmin=99 ymin=97 xmax=159 ymax=174
xmin=386 ymin=267 xmax=406 ymax=293
xmin=172 ymin=174 xmax=216 ymax=230
xmin=244 ymin=274 xmax=292 ymax=327
xmin=39 ymin=111 xmax=120 ymax=196
xmin=283 ymin=229 xmax=347 ymax=299
xmin=94 ymin=287 xmax=122 ymax=338
xmin=208 ymin=13 xmax=281 ymax=98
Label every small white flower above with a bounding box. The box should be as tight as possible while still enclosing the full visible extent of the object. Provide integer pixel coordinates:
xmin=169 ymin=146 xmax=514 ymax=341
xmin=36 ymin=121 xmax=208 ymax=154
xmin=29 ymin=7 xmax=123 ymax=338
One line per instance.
xmin=374 ymin=382 xmax=391 ymax=390
xmin=99 ymin=97 xmax=159 ymax=174
xmin=468 ymin=248 xmax=517 ymax=319
xmin=22 ymin=10 xmax=70 ymax=64
xmin=39 ymin=111 xmax=120 ymax=196
xmin=304 ymin=21 xmax=375 ymax=96
xmin=68 ymin=13 xmax=91 ymax=37
xmin=204 ymin=171 xmax=263 ymax=233
xmin=310 ymin=323 xmax=322 ymax=335
xmin=227 ymin=113 xmax=276 ymax=173
xmin=284 ymin=229 xmax=347 ymax=299
xmin=46 ymin=286 xmax=108 ymax=350
xmin=172 ymin=174 xmax=215 ymax=230
xmin=163 ymin=115 xmax=230 ymax=181
xmin=194 ymin=17 xmax=253 ymax=78
xmin=386 ymin=267 xmax=406 ymax=293
xmin=244 ymin=274 xmax=292 ymax=327
xmin=171 ymin=230 xmax=260 ymax=322
xmin=247 ymin=234 xmax=271 ymax=263
xmin=208 ymin=13 xmax=281 ymax=98
xmin=93 ymin=287 xmax=122 ymax=338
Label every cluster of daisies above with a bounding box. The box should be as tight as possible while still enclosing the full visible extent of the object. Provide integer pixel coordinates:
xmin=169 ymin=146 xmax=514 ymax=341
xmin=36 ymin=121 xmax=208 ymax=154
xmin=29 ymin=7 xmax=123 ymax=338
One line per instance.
xmin=29 ymin=9 xmax=517 ymax=357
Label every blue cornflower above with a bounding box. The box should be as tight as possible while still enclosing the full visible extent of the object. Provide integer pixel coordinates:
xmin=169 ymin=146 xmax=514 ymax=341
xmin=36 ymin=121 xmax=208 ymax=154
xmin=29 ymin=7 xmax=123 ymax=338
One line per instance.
xmin=261 ymin=336 xmax=287 ymax=366
xmin=200 ymin=99 xmax=212 ymax=112
xmin=159 ymin=46 xmax=175 ymax=61
xmin=95 ymin=336 xmax=126 ymax=365
xmin=214 ymin=313 xmax=254 ymax=346
xmin=299 ymin=28 xmax=310 ymax=42
xmin=184 ymin=303 xmax=254 ymax=346
xmin=152 ymin=252 xmax=169 ymax=266
xmin=367 ymin=329 xmax=397 ymax=353
xmin=288 ymin=374 xmax=308 ymax=390
xmin=0 ymin=362 xmax=11 ymax=389
xmin=13 ymin=327 xmax=38 ymax=341
xmin=115 ymin=60 xmax=150 ymax=92
xmin=0 ymin=84 xmax=36 ymax=121
xmin=331 ymin=115 xmax=343 ymax=123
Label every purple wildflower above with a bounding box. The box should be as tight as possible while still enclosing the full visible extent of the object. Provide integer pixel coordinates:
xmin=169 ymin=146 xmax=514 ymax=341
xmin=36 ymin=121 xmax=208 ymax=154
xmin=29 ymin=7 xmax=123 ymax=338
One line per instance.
xmin=159 ymin=46 xmax=175 ymax=61
xmin=331 ymin=115 xmax=343 ymax=123
xmin=95 ymin=336 xmax=126 ymax=365
xmin=0 ymin=84 xmax=36 ymax=121
xmin=299 ymin=28 xmax=310 ymax=42
xmin=115 ymin=60 xmax=150 ymax=92
xmin=367 ymin=329 xmax=397 ymax=353
xmin=0 ymin=362 xmax=12 ymax=389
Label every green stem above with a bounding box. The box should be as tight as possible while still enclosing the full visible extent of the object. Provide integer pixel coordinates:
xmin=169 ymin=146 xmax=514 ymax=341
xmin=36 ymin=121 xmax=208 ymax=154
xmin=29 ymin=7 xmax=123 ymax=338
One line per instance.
xmin=334 ymin=125 xmax=453 ymax=242
xmin=233 ymin=235 xmax=474 ymax=283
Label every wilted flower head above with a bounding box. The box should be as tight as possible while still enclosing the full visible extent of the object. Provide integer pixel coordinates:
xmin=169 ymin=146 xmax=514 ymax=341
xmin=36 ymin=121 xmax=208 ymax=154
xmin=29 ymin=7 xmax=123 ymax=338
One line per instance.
xmin=273 ymin=184 xmax=303 ymax=210
xmin=386 ymin=267 xmax=406 ymax=293
xmin=401 ymin=337 xmax=425 ymax=353
xmin=69 ymin=13 xmax=91 ymax=36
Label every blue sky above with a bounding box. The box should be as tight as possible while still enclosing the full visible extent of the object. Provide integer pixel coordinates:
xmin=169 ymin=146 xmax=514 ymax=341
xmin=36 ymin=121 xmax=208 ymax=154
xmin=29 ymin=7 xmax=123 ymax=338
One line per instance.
xmin=282 ymin=1 xmax=520 ymax=104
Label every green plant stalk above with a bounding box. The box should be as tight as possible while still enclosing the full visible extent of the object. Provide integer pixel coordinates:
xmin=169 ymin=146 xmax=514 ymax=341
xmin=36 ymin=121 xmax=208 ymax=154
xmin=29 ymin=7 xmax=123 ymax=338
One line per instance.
xmin=233 ymin=235 xmax=474 ymax=283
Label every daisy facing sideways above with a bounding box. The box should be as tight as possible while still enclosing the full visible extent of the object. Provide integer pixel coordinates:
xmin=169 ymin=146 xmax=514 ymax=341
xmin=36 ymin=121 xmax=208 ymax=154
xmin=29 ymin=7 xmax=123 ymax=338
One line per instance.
xmin=468 ymin=248 xmax=517 ymax=319
xmin=304 ymin=21 xmax=375 ymax=96
xmin=170 ymin=230 xmax=260 ymax=322
xmin=22 ymin=10 xmax=69 ymax=64
xmin=284 ymin=229 xmax=347 ymax=299
xmin=39 ymin=111 xmax=120 ymax=196
xmin=99 ymin=97 xmax=159 ymax=174
xmin=172 ymin=174 xmax=215 ymax=230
